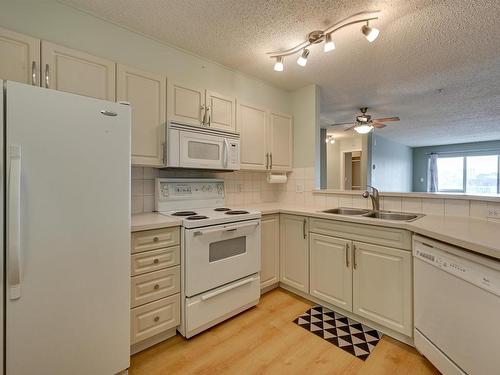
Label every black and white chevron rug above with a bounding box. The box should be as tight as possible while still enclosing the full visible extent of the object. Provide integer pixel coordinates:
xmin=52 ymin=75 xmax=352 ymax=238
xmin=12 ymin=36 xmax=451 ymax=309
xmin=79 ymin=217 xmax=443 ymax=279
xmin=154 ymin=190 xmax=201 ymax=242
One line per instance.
xmin=293 ymin=305 xmax=383 ymax=361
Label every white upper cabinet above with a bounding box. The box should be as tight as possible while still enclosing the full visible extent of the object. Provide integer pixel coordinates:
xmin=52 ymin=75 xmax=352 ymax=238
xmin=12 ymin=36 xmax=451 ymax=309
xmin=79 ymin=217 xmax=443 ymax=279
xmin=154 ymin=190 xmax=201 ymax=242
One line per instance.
xmin=280 ymin=215 xmax=309 ymax=293
xmin=41 ymin=41 xmax=115 ymax=100
xmin=268 ymin=111 xmax=293 ymax=171
xmin=309 ymin=233 xmax=353 ymax=311
xmin=0 ymin=27 xmax=40 ymax=85
xmin=167 ymin=82 xmax=205 ymax=127
xmin=168 ymin=82 xmax=236 ymax=131
xmin=237 ymin=101 xmax=268 ymax=170
xmin=260 ymin=214 xmax=280 ymax=290
xmin=206 ymin=90 xmax=236 ymax=132
xmin=117 ymin=64 xmax=166 ymax=166
xmin=352 ymin=241 xmax=412 ymax=336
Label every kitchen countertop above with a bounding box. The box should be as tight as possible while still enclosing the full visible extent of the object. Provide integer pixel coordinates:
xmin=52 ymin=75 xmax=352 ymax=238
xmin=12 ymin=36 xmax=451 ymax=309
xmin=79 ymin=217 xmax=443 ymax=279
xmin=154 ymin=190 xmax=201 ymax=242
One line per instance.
xmin=131 ymin=203 xmax=500 ymax=261
xmin=131 ymin=212 xmax=182 ymax=232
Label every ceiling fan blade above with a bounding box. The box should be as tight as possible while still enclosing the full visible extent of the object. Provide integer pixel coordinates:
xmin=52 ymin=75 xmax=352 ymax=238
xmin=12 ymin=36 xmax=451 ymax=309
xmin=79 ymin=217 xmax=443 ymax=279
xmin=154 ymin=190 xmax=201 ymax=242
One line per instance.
xmin=372 ymin=122 xmax=387 ymax=128
xmin=330 ymin=122 xmax=355 ymax=127
xmin=344 ymin=125 xmax=356 ymax=131
xmin=373 ymin=116 xmax=400 ymax=122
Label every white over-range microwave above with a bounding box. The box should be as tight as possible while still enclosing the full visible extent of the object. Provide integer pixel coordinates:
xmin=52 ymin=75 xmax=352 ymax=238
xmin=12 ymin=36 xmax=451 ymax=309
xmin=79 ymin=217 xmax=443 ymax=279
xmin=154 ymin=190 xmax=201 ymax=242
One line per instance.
xmin=165 ymin=122 xmax=240 ymax=170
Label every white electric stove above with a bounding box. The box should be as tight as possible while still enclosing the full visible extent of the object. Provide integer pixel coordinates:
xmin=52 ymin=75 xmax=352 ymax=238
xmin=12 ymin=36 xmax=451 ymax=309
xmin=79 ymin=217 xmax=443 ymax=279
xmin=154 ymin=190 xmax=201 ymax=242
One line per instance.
xmin=155 ymin=178 xmax=261 ymax=338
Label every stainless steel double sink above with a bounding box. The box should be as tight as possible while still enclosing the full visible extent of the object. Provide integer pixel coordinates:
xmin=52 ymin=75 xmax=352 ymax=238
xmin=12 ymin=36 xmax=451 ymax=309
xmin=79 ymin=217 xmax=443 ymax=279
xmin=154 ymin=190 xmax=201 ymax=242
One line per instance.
xmin=321 ymin=207 xmax=423 ymax=222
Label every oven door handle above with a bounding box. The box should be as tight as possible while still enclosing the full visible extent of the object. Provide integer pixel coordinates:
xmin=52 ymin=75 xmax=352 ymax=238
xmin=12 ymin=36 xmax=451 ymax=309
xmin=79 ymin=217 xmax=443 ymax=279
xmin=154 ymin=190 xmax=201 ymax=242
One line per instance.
xmin=193 ymin=222 xmax=259 ymax=236
xmin=201 ymin=277 xmax=255 ymax=301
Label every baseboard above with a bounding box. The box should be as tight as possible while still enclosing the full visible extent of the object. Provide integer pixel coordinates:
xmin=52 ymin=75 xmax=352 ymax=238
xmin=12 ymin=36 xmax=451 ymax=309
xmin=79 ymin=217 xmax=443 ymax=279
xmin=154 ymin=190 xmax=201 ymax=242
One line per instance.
xmin=130 ymin=328 xmax=178 ymax=355
xmin=279 ymin=283 xmax=414 ymax=347
xmin=260 ymin=282 xmax=279 ymax=295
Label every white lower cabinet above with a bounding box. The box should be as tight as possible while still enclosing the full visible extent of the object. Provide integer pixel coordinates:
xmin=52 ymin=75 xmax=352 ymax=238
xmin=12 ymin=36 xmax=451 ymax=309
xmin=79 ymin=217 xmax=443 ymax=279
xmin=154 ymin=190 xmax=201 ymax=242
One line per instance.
xmin=260 ymin=214 xmax=280 ymax=289
xmin=280 ymin=215 xmax=309 ymax=292
xmin=352 ymin=241 xmax=412 ymax=336
xmin=309 ymin=233 xmax=353 ymax=311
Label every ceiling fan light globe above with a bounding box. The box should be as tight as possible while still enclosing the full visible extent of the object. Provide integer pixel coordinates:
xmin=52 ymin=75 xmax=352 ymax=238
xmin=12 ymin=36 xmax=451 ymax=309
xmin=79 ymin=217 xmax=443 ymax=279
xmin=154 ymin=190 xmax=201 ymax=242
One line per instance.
xmin=354 ymin=124 xmax=374 ymax=134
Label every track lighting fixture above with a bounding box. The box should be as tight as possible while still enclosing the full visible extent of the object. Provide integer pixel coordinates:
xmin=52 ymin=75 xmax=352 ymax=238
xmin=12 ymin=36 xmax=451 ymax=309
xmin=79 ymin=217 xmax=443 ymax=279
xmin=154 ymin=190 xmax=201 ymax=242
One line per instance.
xmin=274 ymin=56 xmax=284 ymax=72
xmin=361 ymin=22 xmax=380 ymax=42
xmin=325 ymin=135 xmax=336 ymax=144
xmin=268 ymin=11 xmax=380 ymax=71
xmin=324 ymin=33 xmax=335 ymax=52
xmin=297 ymin=49 xmax=309 ymax=67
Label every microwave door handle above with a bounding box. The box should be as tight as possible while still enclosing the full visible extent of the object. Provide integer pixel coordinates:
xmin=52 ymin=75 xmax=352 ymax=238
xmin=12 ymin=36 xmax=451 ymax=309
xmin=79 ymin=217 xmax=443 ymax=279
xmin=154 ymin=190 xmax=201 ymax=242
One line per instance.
xmin=223 ymin=138 xmax=229 ymax=168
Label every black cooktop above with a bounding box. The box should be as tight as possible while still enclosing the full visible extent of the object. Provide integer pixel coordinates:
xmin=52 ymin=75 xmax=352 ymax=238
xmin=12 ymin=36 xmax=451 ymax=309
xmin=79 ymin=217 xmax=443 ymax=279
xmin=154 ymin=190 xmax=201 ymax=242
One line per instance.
xmin=186 ymin=215 xmax=209 ymax=220
xmin=225 ymin=210 xmax=250 ymax=215
xmin=172 ymin=211 xmax=197 ymax=217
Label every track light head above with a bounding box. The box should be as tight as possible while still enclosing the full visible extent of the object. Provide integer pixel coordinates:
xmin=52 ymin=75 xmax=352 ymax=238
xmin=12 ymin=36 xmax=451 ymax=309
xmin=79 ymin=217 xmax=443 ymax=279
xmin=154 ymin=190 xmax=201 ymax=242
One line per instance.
xmin=324 ymin=34 xmax=335 ymax=52
xmin=274 ymin=56 xmax=284 ymax=72
xmin=297 ymin=49 xmax=310 ymax=67
xmin=361 ymin=22 xmax=379 ymax=42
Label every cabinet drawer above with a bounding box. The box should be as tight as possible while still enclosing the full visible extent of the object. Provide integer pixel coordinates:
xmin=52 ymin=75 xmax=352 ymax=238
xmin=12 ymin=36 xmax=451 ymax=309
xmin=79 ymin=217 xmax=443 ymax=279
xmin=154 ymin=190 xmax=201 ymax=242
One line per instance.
xmin=131 ymin=266 xmax=180 ymax=308
xmin=309 ymin=218 xmax=411 ymax=250
xmin=131 ymin=294 xmax=180 ymax=345
xmin=131 ymin=227 xmax=180 ymax=254
xmin=131 ymin=246 xmax=180 ymax=276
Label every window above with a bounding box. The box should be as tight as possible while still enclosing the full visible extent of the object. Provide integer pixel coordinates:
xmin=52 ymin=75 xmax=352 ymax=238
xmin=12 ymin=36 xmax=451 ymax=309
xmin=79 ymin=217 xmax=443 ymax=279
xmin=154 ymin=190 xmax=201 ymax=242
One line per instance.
xmin=437 ymin=154 xmax=500 ymax=194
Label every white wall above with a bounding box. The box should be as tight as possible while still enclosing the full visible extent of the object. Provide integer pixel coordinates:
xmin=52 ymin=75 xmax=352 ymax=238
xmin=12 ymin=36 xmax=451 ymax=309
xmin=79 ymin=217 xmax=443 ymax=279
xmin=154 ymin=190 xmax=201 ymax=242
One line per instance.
xmin=326 ymin=135 xmax=364 ymax=189
xmin=371 ymin=134 xmax=413 ymax=192
xmin=0 ymin=0 xmax=291 ymax=113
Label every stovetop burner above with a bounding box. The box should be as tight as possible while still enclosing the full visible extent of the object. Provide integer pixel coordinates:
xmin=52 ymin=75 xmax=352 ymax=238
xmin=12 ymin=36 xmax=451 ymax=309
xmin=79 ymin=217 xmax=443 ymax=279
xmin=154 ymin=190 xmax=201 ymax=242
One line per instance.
xmin=186 ymin=215 xmax=209 ymax=220
xmin=214 ymin=207 xmax=231 ymax=212
xmin=225 ymin=210 xmax=250 ymax=215
xmin=172 ymin=211 xmax=197 ymax=217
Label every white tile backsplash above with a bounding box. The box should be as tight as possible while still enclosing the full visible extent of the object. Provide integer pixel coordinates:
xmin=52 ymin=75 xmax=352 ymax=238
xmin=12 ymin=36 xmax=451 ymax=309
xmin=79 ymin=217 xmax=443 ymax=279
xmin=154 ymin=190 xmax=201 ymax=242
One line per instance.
xmin=444 ymin=200 xmax=470 ymax=217
xmin=131 ymin=167 xmax=282 ymax=214
xmin=402 ymin=198 xmax=422 ymax=213
xmin=422 ymin=199 xmax=445 ymax=215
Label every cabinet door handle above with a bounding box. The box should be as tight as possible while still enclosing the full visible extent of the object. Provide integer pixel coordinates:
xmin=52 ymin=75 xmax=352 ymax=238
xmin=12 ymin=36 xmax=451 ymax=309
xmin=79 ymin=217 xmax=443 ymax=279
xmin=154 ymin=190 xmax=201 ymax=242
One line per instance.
xmin=153 ymin=284 xmax=160 ymax=290
xmin=31 ymin=61 xmax=37 ymax=86
xmin=270 ymin=152 xmax=273 ymax=169
xmin=44 ymin=64 xmax=50 ymax=88
xmin=345 ymin=243 xmax=349 ymax=268
xmin=265 ymin=153 xmax=269 ymax=169
xmin=206 ymin=106 xmax=211 ymax=126
xmin=353 ymin=244 xmax=357 ymax=269
xmin=153 ymin=258 xmax=159 ymax=264
xmin=302 ymin=219 xmax=307 ymax=239
xmin=200 ymin=105 xmax=206 ymax=126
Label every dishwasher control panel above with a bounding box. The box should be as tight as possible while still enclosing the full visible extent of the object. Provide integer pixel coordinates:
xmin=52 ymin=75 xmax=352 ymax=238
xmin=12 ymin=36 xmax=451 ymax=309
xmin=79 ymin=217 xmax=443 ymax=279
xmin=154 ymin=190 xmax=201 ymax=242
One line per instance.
xmin=414 ymin=241 xmax=500 ymax=297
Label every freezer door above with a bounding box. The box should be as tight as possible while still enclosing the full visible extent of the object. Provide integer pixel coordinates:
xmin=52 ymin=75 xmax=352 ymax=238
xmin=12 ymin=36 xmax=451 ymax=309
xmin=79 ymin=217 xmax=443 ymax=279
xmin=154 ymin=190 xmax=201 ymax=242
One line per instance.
xmin=0 ymin=81 xmax=4 ymax=375
xmin=5 ymin=81 xmax=131 ymax=375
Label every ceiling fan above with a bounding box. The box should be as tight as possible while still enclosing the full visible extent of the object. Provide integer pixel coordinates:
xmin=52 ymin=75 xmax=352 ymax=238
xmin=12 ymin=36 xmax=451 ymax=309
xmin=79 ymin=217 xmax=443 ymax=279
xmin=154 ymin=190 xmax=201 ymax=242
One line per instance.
xmin=330 ymin=107 xmax=400 ymax=134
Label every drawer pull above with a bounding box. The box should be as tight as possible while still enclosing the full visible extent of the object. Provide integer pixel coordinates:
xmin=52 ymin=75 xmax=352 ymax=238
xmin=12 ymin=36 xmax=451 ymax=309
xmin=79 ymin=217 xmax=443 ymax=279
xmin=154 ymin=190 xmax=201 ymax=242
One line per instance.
xmin=153 ymin=258 xmax=160 ymax=264
xmin=154 ymin=284 xmax=160 ymax=290
xmin=153 ymin=236 xmax=159 ymax=242
xmin=154 ymin=316 xmax=160 ymax=322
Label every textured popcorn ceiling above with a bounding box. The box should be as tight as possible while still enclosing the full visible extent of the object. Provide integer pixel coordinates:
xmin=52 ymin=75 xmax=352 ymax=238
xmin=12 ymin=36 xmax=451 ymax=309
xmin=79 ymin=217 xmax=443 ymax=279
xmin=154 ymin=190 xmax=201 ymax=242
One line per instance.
xmin=61 ymin=0 xmax=500 ymax=147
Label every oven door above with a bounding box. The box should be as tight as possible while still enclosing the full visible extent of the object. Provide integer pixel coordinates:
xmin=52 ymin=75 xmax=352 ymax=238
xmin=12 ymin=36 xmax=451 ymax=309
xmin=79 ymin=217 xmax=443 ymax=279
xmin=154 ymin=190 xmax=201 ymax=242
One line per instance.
xmin=184 ymin=219 xmax=261 ymax=297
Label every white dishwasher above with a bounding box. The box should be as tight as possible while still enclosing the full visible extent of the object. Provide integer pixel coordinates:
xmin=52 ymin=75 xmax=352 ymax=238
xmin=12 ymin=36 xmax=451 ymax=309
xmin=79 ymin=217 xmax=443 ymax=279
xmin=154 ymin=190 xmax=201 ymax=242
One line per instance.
xmin=413 ymin=235 xmax=500 ymax=375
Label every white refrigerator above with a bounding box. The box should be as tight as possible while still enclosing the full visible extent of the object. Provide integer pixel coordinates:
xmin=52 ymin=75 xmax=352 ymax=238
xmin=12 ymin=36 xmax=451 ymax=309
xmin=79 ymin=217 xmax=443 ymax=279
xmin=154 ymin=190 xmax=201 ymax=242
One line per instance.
xmin=1 ymin=81 xmax=131 ymax=375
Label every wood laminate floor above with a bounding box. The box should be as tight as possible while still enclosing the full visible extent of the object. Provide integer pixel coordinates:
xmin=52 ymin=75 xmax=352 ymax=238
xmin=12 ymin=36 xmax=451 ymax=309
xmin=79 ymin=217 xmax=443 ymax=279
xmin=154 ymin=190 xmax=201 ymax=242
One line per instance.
xmin=130 ymin=288 xmax=439 ymax=375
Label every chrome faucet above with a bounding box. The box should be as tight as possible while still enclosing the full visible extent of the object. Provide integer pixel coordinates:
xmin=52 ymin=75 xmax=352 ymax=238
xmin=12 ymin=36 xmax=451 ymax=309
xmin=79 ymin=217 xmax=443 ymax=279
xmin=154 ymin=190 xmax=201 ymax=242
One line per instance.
xmin=363 ymin=185 xmax=380 ymax=211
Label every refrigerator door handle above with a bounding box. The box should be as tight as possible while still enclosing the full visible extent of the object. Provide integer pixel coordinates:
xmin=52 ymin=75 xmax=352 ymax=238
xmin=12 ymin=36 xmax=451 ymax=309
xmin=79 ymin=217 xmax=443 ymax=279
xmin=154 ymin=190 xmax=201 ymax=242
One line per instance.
xmin=8 ymin=145 xmax=22 ymax=300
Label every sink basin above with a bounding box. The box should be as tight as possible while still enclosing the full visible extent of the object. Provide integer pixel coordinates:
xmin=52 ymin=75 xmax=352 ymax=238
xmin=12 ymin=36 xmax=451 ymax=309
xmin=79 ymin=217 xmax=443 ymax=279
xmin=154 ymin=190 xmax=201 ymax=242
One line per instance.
xmin=322 ymin=208 xmax=371 ymax=215
xmin=362 ymin=211 xmax=421 ymax=222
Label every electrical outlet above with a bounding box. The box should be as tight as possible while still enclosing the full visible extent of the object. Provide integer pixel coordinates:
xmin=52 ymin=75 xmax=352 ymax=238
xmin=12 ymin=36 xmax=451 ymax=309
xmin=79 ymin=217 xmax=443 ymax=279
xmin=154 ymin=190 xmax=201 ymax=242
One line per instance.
xmin=296 ymin=183 xmax=304 ymax=193
xmin=487 ymin=207 xmax=500 ymax=218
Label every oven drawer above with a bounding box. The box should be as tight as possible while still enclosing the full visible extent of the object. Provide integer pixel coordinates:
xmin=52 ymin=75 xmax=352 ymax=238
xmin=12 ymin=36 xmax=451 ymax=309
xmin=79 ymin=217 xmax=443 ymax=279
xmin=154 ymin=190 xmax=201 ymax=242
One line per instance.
xmin=131 ymin=266 xmax=180 ymax=308
xmin=131 ymin=227 xmax=180 ymax=254
xmin=130 ymin=294 xmax=180 ymax=345
xmin=131 ymin=246 xmax=180 ymax=276
xmin=185 ymin=274 xmax=260 ymax=337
